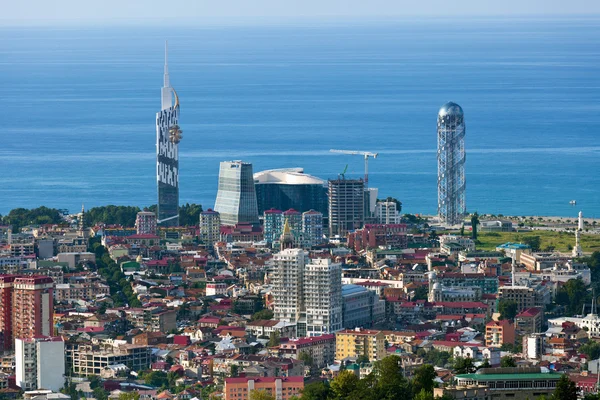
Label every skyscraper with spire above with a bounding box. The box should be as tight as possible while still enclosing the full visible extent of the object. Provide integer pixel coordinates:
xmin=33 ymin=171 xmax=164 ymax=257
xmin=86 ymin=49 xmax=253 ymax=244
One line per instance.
xmin=156 ymin=41 xmax=182 ymax=227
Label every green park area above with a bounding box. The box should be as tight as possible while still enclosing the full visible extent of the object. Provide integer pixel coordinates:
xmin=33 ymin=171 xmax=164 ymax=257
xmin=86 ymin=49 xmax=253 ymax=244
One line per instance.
xmin=475 ymin=230 xmax=600 ymax=253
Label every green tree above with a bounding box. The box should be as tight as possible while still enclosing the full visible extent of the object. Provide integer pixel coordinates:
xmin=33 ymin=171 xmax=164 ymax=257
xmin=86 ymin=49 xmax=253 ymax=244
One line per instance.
xmin=299 ymin=381 xmax=330 ymax=400
xmin=471 ymin=212 xmax=480 ymax=240
xmin=298 ymin=351 xmax=313 ymax=367
xmin=453 ymin=357 xmax=476 ymax=374
xmin=522 ymin=235 xmax=541 ymax=251
xmin=478 ymin=358 xmax=491 ymax=369
xmin=230 ymin=364 xmax=239 ymax=377
xmin=268 ymin=331 xmax=280 ymax=347
xmin=356 ymin=355 xmax=370 ymax=365
xmin=93 ymin=387 xmax=108 ymax=400
xmin=500 ymin=356 xmax=516 ymax=368
xmin=118 ymin=393 xmax=140 ymax=400
xmin=251 ymin=309 xmax=274 ymax=321
xmin=249 ymin=389 xmax=276 ymax=400
xmin=179 ymin=203 xmax=203 ymax=226
xmin=414 ymin=389 xmax=434 ymax=400
xmin=143 ymin=371 xmax=169 ymax=388
xmin=1 ymin=206 xmax=64 ymax=232
xmin=372 ymin=355 xmax=411 ymax=400
xmin=552 ymin=374 xmax=578 ymax=400
xmin=412 ymin=364 xmax=436 ymax=394
xmin=329 ymin=370 xmax=360 ymax=400
xmin=580 ymin=341 xmax=600 ymax=360
xmin=498 ymin=299 xmax=518 ymax=320
xmin=85 ymin=205 xmax=141 ymax=226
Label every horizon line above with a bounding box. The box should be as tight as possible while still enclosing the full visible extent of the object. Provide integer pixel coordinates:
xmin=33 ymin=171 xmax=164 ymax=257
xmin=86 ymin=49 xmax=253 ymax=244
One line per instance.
xmin=2 ymin=14 xmax=600 ymax=28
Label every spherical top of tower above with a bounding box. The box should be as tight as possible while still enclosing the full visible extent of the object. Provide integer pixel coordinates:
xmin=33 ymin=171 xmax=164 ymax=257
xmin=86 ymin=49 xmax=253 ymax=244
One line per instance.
xmin=438 ymin=102 xmax=464 ymax=119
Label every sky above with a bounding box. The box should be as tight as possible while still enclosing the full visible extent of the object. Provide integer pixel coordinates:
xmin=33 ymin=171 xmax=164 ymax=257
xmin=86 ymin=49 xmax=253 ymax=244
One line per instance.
xmin=2 ymin=0 xmax=600 ymax=25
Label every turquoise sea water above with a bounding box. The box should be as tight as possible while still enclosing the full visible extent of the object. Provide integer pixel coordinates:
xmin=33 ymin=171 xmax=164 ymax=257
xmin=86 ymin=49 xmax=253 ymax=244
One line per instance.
xmin=0 ymin=18 xmax=599 ymax=217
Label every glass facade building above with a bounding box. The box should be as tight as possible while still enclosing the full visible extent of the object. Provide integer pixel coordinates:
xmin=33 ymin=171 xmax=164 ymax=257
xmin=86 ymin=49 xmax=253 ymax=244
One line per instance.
xmin=214 ymin=161 xmax=259 ymax=226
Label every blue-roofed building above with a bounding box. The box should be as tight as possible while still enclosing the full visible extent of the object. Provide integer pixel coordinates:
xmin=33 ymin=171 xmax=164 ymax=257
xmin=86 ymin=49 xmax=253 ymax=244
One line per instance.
xmin=341 ymin=284 xmax=385 ymax=329
xmin=496 ymin=242 xmax=532 ymax=264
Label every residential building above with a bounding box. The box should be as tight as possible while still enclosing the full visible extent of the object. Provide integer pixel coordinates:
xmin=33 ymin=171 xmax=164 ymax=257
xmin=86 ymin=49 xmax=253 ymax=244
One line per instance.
xmin=341 ymin=284 xmax=385 ymax=329
xmin=485 ymin=319 xmax=515 ymax=348
xmin=199 ymin=209 xmax=221 ymax=246
xmin=301 ymin=210 xmax=324 ymax=247
xmin=272 ymin=249 xmax=308 ymax=325
xmin=497 ymin=286 xmax=536 ymax=312
xmin=347 ymin=224 xmax=408 ymax=252
xmin=264 ymin=209 xmax=284 ymax=244
xmin=245 ymin=320 xmax=297 ymax=339
xmin=278 ymin=334 xmax=336 ymax=368
xmin=135 ymin=211 xmax=157 ymax=235
xmin=254 ymin=168 xmax=328 ymax=215
xmin=67 ymin=343 xmax=151 ymax=376
xmin=15 ymin=337 xmax=64 ymax=392
xmin=303 ymin=258 xmax=343 ymax=336
xmin=224 ymin=376 xmax=304 ymax=400
xmin=123 ymin=308 xmax=177 ymax=333
xmin=328 ymin=177 xmax=364 ymax=237
xmin=156 ymin=43 xmax=181 ymax=227
xmin=335 ymin=328 xmax=385 ymax=362
xmin=495 ymin=242 xmax=531 ymax=264
xmin=520 ymin=253 xmax=568 ymax=272
xmin=0 ymin=275 xmax=18 ymax=350
xmin=13 ymin=276 xmax=54 ymax=342
xmin=54 ymin=283 xmax=110 ymax=302
xmin=437 ymin=102 xmax=466 ymax=226
xmin=437 ymin=273 xmax=499 ymax=294
xmin=433 ymin=385 xmax=489 ymax=400
xmin=523 ymin=334 xmax=545 ymax=360
xmin=214 ymin=161 xmax=259 ymax=226
xmin=374 ymin=201 xmax=401 ymax=224
xmin=454 ymin=367 xmax=561 ymax=400
xmin=515 ymin=307 xmax=543 ymax=335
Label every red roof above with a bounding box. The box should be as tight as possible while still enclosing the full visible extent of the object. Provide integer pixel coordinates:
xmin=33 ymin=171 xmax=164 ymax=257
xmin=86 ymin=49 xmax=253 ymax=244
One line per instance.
xmin=225 ymin=376 xmax=304 ymax=384
xmin=127 ymin=234 xmax=160 ymax=239
xmin=517 ymin=307 xmax=541 ymax=318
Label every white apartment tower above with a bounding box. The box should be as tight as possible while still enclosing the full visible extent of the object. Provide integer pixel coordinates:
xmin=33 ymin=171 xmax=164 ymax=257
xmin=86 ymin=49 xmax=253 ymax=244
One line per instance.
xmin=15 ymin=337 xmax=65 ymax=392
xmin=375 ymin=201 xmax=401 ymax=224
xmin=272 ymin=249 xmax=308 ymax=324
xmin=272 ymin=249 xmax=342 ymax=337
xmin=199 ymin=209 xmax=221 ymax=246
xmin=304 ymin=259 xmax=343 ymax=336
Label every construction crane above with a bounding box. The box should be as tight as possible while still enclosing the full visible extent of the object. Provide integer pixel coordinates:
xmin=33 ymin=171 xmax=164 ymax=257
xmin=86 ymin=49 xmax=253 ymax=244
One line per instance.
xmin=330 ymin=149 xmax=378 ymax=185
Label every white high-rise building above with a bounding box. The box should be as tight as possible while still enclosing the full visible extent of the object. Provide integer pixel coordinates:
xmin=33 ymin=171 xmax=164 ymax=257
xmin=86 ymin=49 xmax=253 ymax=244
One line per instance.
xmin=199 ymin=209 xmax=221 ymax=246
xmin=15 ymin=337 xmax=65 ymax=392
xmin=272 ymin=249 xmax=343 ymax=337
xmin=135 ymin=211 xmax=157 ymax=235
xmin=375 ymin=201 xmax=401 ymax=224
xmin=272 ymin=249 xmax=308 ymax=324
xmin=304 ymin=259 xmax=343 ymax=336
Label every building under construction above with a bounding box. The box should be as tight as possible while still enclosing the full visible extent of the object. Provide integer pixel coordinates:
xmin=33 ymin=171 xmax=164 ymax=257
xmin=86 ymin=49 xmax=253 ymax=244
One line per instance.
xmin=328 ymin=177 xmax=364 ymax=237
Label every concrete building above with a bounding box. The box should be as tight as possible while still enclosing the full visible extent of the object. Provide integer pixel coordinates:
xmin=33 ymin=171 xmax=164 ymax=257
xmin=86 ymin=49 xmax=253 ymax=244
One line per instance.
xmin=454 ymin=367 xmax=561 ymax=400
xmin=272 ymin=250 xmax=343 ymax=337
xmin=254 ymin=168 xmax=327 ymax=215
xmin=304 ymin=259 xmax=343 ymax=337
xmin=0 ymin=275 xmax=18 ymax=350
xmin=272 ymin=249 xmax=308 ymax=326
xmin=54 ymin=283 xmax=110 ymax=302
xmin=67 ymin=344 xmax=151 ymax=376
xmin=520 ymin=252 xmax=568 ymax=272
xmin=479 ymin=220 xmax=512 ymax=232
xmin=214 ymin=161 xmax=260 ymax=226
xmin=374 ymin=201 xmax=401 ymax=224
xmin=341 ymin=284 xmax=385 ymax=329
xmin=495 ymin=242 xmax=531 ymax=264
xmin=515 ymin=307 xmax=543 ymax=335
xmin=199 ymin=209 xmax=221 ymax=246
xmin=15 ymin=337 xmax=65 ymax=392
xmin=264 ymin=209 xmax=284 ymax=244
xmin=278 ymin=334 xmax=336 ymax=368
xmin=347 ymin=224 xmax=408 ymax=253
xmin=135 ymin=211 xmax=157 ymax=235
xmin=485 ymin=320 xmax=515 ymax=348
xmin=13 ymin=276 xmax=54 ymax=342
xmin=497 ymin=284 xmax=551 ymax=312
xmin=433 ymin=385 xmax=489 ymax=400
xmin=335 ymin=328 xmax=385 ymax=362
xmin=301 ymin=210 xmax=324 ymax=247
xmin=328 ymin=177 xmax=364 ymax=237
xmin=523 ymin=334 xmax=545 ymax=360
xmin=56 ymin=252 xmax=95 ymax=269
xmin=156 ymin=42 xmax=181 ymax=227
xmin=224 ymin=376 xmax=304 ymax=400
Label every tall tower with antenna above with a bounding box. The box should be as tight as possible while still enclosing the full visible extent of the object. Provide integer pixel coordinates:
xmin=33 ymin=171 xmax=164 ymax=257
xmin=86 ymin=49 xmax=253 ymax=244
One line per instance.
xmin=437 ymin=102 xmax=466 ymax=226
xmin=156 ymin=41 xmax=181 ymax=227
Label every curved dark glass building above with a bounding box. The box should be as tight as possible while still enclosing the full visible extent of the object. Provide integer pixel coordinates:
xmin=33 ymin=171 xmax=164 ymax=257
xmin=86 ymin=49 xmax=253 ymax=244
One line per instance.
xmin=437 ymin=102 xmax=466 ymax=226
xmin=254 ymin=168 xmax=327 ymax=215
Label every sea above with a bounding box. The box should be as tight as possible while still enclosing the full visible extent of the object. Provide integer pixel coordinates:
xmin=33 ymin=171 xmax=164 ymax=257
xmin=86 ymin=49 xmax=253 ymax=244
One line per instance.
xmin=1 ymin=18 xmax=599 ymax=218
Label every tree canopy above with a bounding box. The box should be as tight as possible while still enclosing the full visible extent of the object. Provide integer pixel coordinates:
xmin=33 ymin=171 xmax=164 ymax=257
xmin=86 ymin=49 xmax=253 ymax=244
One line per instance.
xmin=85 ymin=205 xmax=141 ymax=226
xmin=498 ymin=299 xmax=518 ymax=320
xmin=1 ymin=206 xmax=64 ymax=231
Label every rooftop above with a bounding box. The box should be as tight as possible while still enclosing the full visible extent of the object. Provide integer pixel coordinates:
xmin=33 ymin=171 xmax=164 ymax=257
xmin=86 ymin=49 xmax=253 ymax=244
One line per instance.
xmin=254 ymin=168 xmax=325 ymax=185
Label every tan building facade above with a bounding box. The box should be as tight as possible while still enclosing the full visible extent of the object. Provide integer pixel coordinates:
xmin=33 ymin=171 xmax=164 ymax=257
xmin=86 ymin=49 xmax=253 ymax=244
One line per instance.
xmin=335 ymin=328 xmax=385 ymax=362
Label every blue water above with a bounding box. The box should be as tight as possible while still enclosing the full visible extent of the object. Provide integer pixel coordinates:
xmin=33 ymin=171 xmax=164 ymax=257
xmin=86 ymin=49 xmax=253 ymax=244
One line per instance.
xmin=1 ymin=18 xmax=600 ymax=217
